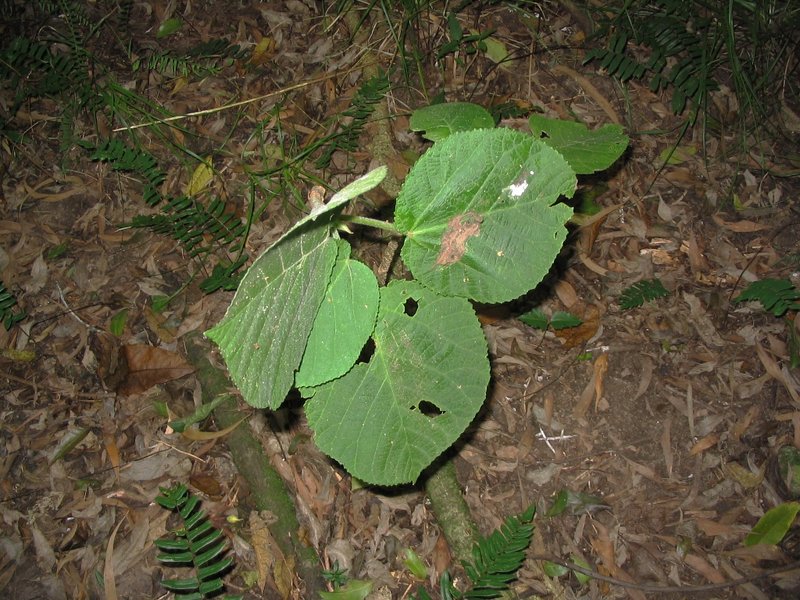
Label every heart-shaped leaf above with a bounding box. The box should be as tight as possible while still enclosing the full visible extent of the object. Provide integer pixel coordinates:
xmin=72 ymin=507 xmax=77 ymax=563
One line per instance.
xmin=205 ymin=225 xmax=338 ymax=409
xmin=304 ymin=280 xmax=489 ymax=485
xmin=395 ymin=128 xmax=576 ymax=304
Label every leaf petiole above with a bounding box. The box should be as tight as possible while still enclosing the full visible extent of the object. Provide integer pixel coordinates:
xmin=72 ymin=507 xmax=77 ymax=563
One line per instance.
xmin=339 ymin=215 xmax=401 ymax=235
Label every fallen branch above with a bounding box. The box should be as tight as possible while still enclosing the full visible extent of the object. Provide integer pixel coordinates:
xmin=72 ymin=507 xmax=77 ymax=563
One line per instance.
xmin=183 ymin=331 xmax=324 ymax=597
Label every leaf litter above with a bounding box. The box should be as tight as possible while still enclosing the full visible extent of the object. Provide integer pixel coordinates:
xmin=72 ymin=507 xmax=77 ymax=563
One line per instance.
xmin=0 ymin=1 xmax=799 ymax=599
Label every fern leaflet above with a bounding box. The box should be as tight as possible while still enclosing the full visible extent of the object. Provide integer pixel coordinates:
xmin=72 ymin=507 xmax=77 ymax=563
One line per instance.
xmin=155 ymin=483 xmax=241 ymax=599
xmin=619 ymin=278 xmax=669 ymax=310
xmin=0 ymin=281 xmax=25 ymax=330
xmin=315 ymin=70 xmax=390 ymax=169
xmin=734 ymin=278 xmax=800 ymax=317
xmin=461 ymin=505 xmax=535 ymax=599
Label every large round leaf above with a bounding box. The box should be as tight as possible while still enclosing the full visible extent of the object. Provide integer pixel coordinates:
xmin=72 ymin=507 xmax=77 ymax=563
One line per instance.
xmin=205 ymin=226 xmax=338 ymax=409
xmin=304 ymin=280 xmax=489 ymax=486
xmin=395 ymin=128 xmax=576 ymax=303
xmin=295 ymin=240 xmax=380 ymax=389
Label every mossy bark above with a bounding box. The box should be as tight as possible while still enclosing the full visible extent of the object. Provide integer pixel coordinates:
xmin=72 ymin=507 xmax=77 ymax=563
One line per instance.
xmin=183 ymin=332 xmax=324 ymax=597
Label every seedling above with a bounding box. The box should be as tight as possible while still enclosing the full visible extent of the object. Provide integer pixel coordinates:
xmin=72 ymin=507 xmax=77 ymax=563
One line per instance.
xmin=206 ymin=107 xmax=628 ymax=486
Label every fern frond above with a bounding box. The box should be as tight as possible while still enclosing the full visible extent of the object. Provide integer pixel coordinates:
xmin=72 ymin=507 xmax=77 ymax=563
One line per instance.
xmin=619 ymin=278 xmax=669 ymax=310
xmin=155 ymin=483 xmax=241 ymax=600
xmin=87 ymin=138 xmax=166 ymax=206
xmin=126 ymin=195 xmax=247 ymax=258
xmin=461 ymin=505 xmax=536 ymax=599
xmin=315 ymin=70 xmax=390 ymax=169
xmin=132 ymin=38 xmax=248 ymax=78
xmin=584 ymin=0 xmax=720 ymax=117
xmin=0 ymin=281 xmax=25 ymax=330
xmin=734 ymin=278 xmax=800 ymax=317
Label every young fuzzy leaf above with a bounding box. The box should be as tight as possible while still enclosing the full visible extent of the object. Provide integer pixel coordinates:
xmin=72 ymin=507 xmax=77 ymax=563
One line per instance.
xmin=734 ymin=279 xmax=800 ymax=317
xmin=619 ymin=278 xmax=669 ymax=309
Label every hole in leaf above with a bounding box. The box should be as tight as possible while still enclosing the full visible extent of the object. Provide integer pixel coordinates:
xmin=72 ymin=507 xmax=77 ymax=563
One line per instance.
xmin=355 ymin=337 xmax=375 ymax=364
xmin=417 ymin=400 xmax=443 ymax=417
xmin=403 ymin=298 xmax=418 ymax=316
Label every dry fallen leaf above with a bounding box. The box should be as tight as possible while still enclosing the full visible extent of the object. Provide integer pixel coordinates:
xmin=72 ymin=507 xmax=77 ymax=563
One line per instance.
xmin=117 ymin=345 xmax=194 ymax=395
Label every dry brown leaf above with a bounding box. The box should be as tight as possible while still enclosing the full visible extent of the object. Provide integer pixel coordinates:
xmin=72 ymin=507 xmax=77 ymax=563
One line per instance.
xmin=555 ymin=304 xmax=601 ymax=348
xmin=712 ymin=214 xmax=768 ymax=232
xmin=660 ymin=417 xmax=673 ymax=479
xmin=755 ymin=341 xmax=800 ymax=406
xmin=683 ymin=553 xmax=725 ymax=584
xmin=250 ymin=512 xmax=275 ymax=593
xmin=553 ymin=279 xmax=578 ymax=309
xmin=590 ymin=522 xmax=646 ymax=600
xmin=103 ymin=515 xmax=126 ymax=600
xmin=593 ymin=352 xmax=609 ymax=411
xmin=689 ymin=433 xmax=720 ymax=455
xmin=730 ymin=404 xmax=759 ymax=442
xmin=117 ymin=345 xmax=194 ymax=395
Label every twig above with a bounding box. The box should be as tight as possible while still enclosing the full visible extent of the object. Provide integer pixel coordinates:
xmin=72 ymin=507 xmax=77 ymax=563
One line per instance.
xmin=113 ymin=63 xmax=375 ymax=132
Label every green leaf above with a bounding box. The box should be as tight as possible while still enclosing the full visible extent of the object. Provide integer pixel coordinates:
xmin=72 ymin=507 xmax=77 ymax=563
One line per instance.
xmin=528 ymin=115 xmax=628 ymax=175
xmin=329 ymin=165 xmax=387 ymax=205
xmin=295 ymin=241 xmax=379 ymax=388
xmin=409 ymin=102 xmax=495 ymax=142
xmin=318 ymin=579 xmax=373 ymax=600
xmin=778 ymin=446 xmax=800 ymax=498
xmin=160 ymin=578 xmax=199 ymax=592
xmin=745 ymin=502 xmax=800 ymax=546
xmin=546 ymin=489 xmax=607 ymax=516
xmin=403 ymin=548 xmax=429 ymax=579
xmin=154 ymin=539 xmax=190 ymax=551
xmin=542 ymin=561 xmax=569 ymax=577
xmin=518 ymin=308 xmax=549 ymax=330
xmin=305 ymin=280 xmax=490 ymax=485
xmin=396 ymin=128 xmax=576 ymax=304
xmin=546 ymin=490 xmax=569 ymax=517
xmin=205 ymin=225 xmax=339 ymax=409
xmin=570 ymin=556 xmax=591 ymax=585
xmin=274 ymin=166 xmax=387 ymax=249
xmin=168 ymin=395 xmax=229 ymax=433
xmin=619 ymin=278 xmax=669 ymax=309
xmin=733 ymin=278 xmax=800 ymax=317
xmin=550 ymin=311 xmax=582 ymax=330
xmin=109 ymin=309 xmax=128 ymax=336
xmin=157 ymin=17 xmax=183 ymax=38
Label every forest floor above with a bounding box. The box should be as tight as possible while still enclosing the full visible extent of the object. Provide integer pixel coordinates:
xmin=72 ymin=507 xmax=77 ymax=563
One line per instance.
xmin=1 ymin=1 xmax=800 ymax=599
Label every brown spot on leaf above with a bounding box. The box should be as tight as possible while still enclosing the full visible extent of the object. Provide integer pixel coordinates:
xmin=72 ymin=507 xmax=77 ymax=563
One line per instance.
xmin=435 ymin=212 xmax=483 ymax=266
